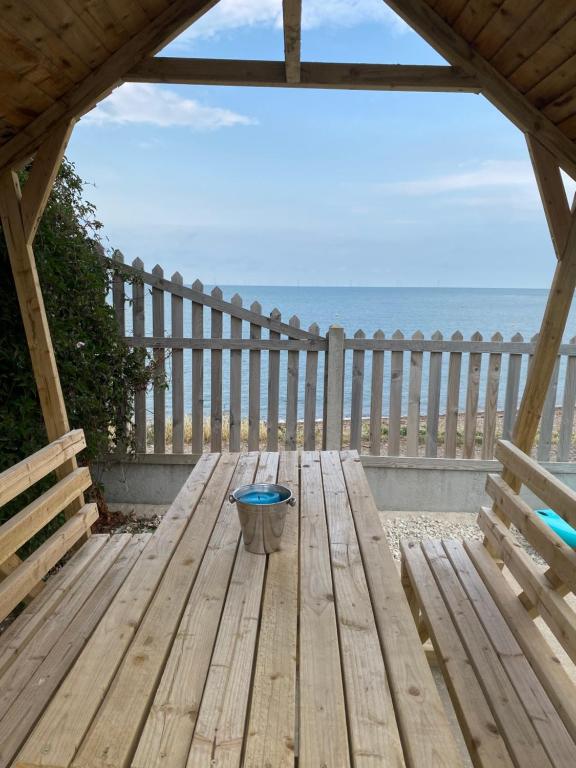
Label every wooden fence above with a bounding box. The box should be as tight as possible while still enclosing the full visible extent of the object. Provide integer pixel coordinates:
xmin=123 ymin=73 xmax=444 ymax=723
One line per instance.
xmin=108 ymin=255 xmax=576 ymax=461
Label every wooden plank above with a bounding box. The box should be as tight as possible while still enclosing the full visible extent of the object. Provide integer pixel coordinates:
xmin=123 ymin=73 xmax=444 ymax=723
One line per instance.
xmin=132 ymin=257 xmax=147 ymax=453
xmin=324 ymin=325 xmax=345 ymax=450
xmin=401 ymin=540 xmax=515 ymax=768
xmin=210 ymin=287 xmax=223 ymax=452
xmin=369 ymin=330 xmax=385 ymax=456
xmin=444 ymin=331 xmax=462 ymax=458
xmin=495 ymin=440 xmax=576 ymax=528
xmin=321 ymin=451 xmax=405 ymax=766
xmin=126 ymin=336 xmax=325 ymax=351
xmin=466 ymin=540 xmax=576 ymax=744
xmin=152 ymin=265 xmax=165 ymax=454
xmin=511 ymin=214 xmax=576 ymax=464
xmin=557 ymin=341 xmax=576 ymax=461
xmin=171 ymin=271 xmax=184 ymax=453
xmin=0 ymin=430 xmax=85 ymax=508
xmin=388 ymin=330 xmax=404 ymax=456
xmin=379 ymin=0 xmax=576 ymax=179
xmin=527 ymin=135 xmax=572 ymax=258
xmin=0 ymin=467 xmax=92 ymax=566
xmin=340 ymin=451 xmax=461 ymax=767
xmin=485 ymin=472 xmax=576 ymax=590
xmin=243 ymin=451 xmax=299 ymax=767
xmin=421 ymin=539 xmax=554 ymax=768
xmin=127 ymin=57 xmax=482 ymax=92
xmin=0 ymin=535 xmax=108 ymax=680
xmin=186 ymin=453 xmax=279 ymax=767
xmin=349 ymin=329 xmax=366 ymax=452
xmin=0 ymin=534 xmax=149 ymax=768
xmin=443 ymin=539 xmax=575 ymax=768
xmin=68 ymin=455 xmax=240 ymax=768
xmin=132 ymin=452 xmax=259 ymax=768
xmin=537 ymin=355 xmax=560 ymax=461
xmin=285 ymin=315 xmax=300 ymax=450
xmin=303 ymin=322 xmax=319 ymax=450
xmin=111 ymin=252 xmax=125 ymax=335
xmin=266 ymin=308 xmax=281 ymax=451
xmin=464 ymin=332 xmax=482 ymax=459
xmin=0 ymin=504 xmax=97 ymax=622
xmin=299 ymin=451 xmax=350 ymax=766
xmin=478 ymin=506 xmax=576 ymax=664
xmin=16 ymin=453 xmax=220 ymax=768
xmin=482 ymin=334 xmax=503 ymax=459
xmin=407 ymin=331 xmax=424 ymax=457
xmin=0 ymin=0 xmax=222 ymax=175
xmin=0 ymin=535 xmax=132 ymax=724
xmin=426 ymin=331 xmax=443 ymax=457
xmin=248 ymin=302 xmax=262 ymax=452
xmin=282 ymin=0 xmax=301 ymax=83
xmin=502 ymin=335 xmax=523 ymax=440
xmin=191 ymin=279 xmax=204 ymax=455
xmin=229 ymin=293 xmax=242 ymax=452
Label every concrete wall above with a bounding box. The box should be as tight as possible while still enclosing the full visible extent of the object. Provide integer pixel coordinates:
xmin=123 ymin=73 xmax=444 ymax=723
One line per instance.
xmin=94 ymin=453 xmax=576 ymax=515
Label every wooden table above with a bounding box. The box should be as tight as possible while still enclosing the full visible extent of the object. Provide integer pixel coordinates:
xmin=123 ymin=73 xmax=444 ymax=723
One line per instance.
xmin=15 ymin=451 xmax=461 ymax=768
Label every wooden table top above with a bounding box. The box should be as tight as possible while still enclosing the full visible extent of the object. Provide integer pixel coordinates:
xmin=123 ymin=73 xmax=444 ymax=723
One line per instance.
xmin=16 ymin=451 xmax=461 ymax=768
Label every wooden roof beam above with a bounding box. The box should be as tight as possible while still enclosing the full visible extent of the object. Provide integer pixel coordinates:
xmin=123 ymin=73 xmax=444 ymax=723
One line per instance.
xmin=126 ymin=58 xmax=481 ymax=93
xmin=283 ymin=0 xmax=302 ymax=83
xmin=382 ymin=0 xmax=576 ymax=180
xmin=0 ymin=0 xmax=221 ymax=175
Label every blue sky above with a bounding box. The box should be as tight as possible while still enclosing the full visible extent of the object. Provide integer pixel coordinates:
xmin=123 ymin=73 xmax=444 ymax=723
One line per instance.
xmin=67 ymin=0 xmax=575 ymax=288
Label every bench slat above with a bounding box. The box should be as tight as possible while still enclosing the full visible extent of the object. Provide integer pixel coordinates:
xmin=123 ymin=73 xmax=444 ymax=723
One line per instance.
xmin=443 ymin=539 xmax=575 ymax=768
xmin=401 ymin=540 xmax=514 ymax=768
xmin=466 ymin=540 xmax=576 ymax=744
xmin=422 ymin=539 xmax=554 ymax=768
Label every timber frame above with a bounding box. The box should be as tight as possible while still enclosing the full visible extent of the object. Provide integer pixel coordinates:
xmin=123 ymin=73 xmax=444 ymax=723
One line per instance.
xmin=0 ymin=2 xmax=576 ymax=604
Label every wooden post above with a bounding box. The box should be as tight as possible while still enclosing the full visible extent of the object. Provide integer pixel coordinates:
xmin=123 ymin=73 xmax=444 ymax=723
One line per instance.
xmin=324 ymin=324 xmax=344 ymax=450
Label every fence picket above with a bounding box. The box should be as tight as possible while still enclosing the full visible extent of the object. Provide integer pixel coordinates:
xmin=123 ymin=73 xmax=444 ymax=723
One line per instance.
xmin=388 ymin=330 xmax=404 ymax=456
xmin=229 ymin=293 xmax=242 ymax=451
xmin=210 ymin=287 xmax=223 ymax=451
xmin=558 ymin=337 xmax=576 ymax=461
xmin=266 ymin=308 xmax=281 ymax=451
xmin=324 ymin=325 xmax=345 ymax=450
xmin=152 ymin=265 xmax=165 ymax=454
xmin=285 ymin=315 xmax=300 ymax=449
xmin=249 ymin=301 xmax=262 ymax=451
xmin=304 ymin=322 xmax=319 ymax=450
xmin=463 ymin=331 xmax=482 ymax=459
xmin=406 ymin=331 xmax=423 ymax=456
xmin=171 ymin=271 xmax=184 ymax=453
xmin=132 ymin=258 xmax=146 ymax=453
xmin=191 ymin=279 xmax=204 ymax=454
xmin=425 ymin=331 xmax=442 ymax=457
xmin=481 ymin=332 xmax=502 ymax=460
xmin=350 ymin=329 xmax=366 ymax=452
xmin=369 ymin=330 xmax=384 ymax=456
xmin=112 ymin=251 xmax=125 ymax=332
xmin=502 ymin=333 xmax=523 ymax=440
xmin=537 ymin=356 xmax=560 ymax=461
xmin=444 ymin=331 xmax=462 ymax=458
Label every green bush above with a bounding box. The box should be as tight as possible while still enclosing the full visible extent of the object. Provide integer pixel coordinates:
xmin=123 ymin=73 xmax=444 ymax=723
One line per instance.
xmin=0 ymin=159 xmax=153 ymax=528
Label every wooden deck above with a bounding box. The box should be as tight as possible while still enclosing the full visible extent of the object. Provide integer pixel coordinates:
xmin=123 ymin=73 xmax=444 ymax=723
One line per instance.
xmin=0 ymin=450 xmax=461 ymax=768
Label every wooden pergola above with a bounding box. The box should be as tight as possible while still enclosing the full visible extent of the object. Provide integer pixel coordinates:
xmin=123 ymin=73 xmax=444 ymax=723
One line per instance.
xmin=1 ymin=4 xmax=576 ymax=767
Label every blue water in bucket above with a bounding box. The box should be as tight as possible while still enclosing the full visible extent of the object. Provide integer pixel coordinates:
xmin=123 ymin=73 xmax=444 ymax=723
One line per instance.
xmin=238 ymin=489 xmax=283 ymax=505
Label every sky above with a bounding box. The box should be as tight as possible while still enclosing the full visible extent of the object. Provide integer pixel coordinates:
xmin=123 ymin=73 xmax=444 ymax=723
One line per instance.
xmin=66 ymin=0 xmax=576 ymax=289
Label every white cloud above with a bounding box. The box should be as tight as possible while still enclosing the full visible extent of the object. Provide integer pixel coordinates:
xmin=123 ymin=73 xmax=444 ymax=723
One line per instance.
xmin=175 ymin=0 xmax=407 ymax=43
xmin=381 ymin=160 xmax=535 ymax=195
xmin=82 ymin=83 xmax=256 ymax=130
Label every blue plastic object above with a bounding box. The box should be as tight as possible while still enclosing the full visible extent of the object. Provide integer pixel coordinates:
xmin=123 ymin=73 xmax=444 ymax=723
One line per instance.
xmin=238 ymin=490 xmax=282 ymax=505
xmin=536 ymin=509 xmax=576 ymax=549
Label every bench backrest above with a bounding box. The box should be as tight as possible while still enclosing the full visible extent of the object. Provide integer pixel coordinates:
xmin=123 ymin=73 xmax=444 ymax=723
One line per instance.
xmin=0 ymin=430 xmax=97 ymax=622
xmin=479 ymin=439 xmax=576 ymax=665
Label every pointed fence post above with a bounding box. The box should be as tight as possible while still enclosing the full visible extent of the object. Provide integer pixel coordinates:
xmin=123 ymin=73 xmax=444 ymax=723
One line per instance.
xmin=171 ymin=271 xmax=184 ymax=453
xmin=132 ymin=257 xmax=147 ymax=453
xmin=324 ymin=324 xmax=345 ymax=450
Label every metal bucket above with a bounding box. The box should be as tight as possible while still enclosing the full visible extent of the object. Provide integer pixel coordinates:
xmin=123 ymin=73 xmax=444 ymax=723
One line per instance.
xmin=229 ymin=483 xmax=296 ymax=554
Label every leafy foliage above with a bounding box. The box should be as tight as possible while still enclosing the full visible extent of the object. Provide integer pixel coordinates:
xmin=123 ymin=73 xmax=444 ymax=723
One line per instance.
xmin=0 ymin=159 xmax=153 ymax=526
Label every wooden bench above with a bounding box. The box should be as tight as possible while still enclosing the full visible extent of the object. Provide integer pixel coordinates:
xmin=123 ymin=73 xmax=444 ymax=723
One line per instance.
xmin=401 ymin=439 xmax=576 ymax=768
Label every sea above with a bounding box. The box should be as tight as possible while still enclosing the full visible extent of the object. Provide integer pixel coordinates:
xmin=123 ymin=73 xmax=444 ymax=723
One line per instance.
xmin=134 ymin=286 xmax=576 ymax=420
